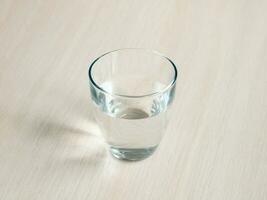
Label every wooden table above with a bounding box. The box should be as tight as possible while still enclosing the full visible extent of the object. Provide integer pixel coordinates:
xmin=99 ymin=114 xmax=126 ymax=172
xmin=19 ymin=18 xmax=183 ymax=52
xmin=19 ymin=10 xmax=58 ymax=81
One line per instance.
xmin=1 ymin=0 xmax=266 ymax=199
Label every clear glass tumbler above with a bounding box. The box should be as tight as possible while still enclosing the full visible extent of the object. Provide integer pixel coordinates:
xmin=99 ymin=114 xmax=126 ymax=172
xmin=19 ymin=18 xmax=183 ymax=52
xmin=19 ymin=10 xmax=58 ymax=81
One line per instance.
xmin=88 ymin=48 xmax=177 ymax=161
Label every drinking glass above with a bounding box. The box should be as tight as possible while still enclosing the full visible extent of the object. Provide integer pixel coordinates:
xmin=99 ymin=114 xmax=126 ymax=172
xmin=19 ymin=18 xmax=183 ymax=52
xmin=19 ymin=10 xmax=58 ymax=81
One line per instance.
xmin=88 ymin=48 xmax=177 ymax=161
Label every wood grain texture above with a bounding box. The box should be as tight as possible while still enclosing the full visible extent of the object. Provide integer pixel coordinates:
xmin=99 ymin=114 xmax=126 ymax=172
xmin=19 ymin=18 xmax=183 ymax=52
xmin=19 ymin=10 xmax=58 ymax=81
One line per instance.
xmin=0 ymin=0 xmax=267 ymax=199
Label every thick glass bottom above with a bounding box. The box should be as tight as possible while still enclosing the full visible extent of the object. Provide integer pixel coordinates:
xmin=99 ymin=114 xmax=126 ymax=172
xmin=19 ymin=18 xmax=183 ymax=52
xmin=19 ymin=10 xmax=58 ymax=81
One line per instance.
xmin=110 ymin=146 xmax=157 ymax=161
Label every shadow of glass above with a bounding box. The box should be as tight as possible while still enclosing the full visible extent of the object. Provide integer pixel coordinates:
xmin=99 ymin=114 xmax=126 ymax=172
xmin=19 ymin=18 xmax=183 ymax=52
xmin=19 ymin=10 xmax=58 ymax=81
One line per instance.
xmin=30 ymin=114 xmax=107 ymax=167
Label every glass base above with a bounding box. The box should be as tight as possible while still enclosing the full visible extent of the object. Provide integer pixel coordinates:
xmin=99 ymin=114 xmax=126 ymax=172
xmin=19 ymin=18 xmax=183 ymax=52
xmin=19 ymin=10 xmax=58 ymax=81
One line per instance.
xmin=110 ymin=146 xmax=157 ymax=161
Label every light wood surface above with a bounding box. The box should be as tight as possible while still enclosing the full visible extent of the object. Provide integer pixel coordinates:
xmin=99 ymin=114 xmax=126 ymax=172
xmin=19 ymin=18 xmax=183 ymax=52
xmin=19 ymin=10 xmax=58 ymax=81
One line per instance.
xmin=1 ymin=0 xmax=267 ymax=199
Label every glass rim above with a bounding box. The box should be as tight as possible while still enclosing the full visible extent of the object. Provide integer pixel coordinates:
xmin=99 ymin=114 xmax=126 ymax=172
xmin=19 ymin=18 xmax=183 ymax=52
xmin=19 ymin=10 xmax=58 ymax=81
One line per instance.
xmin=88 ymin=48 xmax=178 ymax=98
